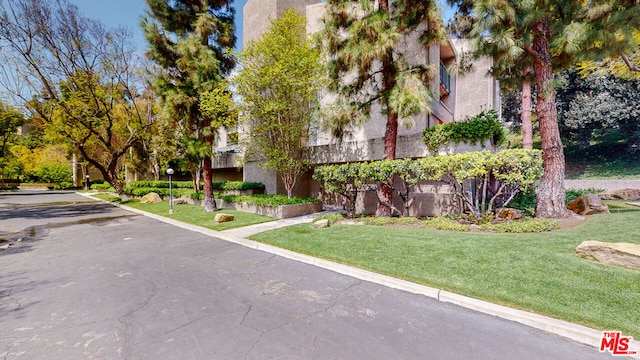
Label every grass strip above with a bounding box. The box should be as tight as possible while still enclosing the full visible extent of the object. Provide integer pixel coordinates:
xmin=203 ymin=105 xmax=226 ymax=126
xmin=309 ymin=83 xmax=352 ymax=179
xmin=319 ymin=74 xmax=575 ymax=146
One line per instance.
xmin=249 ymin=200 xmax=640 ymax=338
xmin=92 ymin=194 xmax=275 ymax=231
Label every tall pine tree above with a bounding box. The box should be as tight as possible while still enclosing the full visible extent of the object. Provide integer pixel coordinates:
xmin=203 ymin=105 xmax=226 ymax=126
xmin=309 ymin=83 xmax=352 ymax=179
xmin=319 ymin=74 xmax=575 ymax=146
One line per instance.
xmin=142 ymin=0 xmax=235 ymax=212
xmin=448 ymin=0 xmax=640 ymax=218
xmin=322 ymin=0 xmax=445 ymax=217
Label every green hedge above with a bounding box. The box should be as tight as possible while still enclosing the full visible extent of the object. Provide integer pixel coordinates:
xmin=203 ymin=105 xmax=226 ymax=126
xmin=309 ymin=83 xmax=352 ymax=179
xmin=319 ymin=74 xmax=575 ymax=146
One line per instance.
xmin=423 ymin=110 xmax=505 ymax=154
xmin=123 ymin=187 xmax=203 ymax=199
xmin=127 ymin=180 xmax=265 ymax=190
xmin=314 ymin=149 xmax=543 ymax=219
xmin=218 ymin=194 xmax=318 ymax=207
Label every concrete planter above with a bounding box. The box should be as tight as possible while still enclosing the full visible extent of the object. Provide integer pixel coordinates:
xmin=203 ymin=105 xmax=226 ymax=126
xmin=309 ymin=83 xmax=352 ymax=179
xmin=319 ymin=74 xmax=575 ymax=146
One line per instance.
xmin=217 ymin=199 xmax=322 ymax=219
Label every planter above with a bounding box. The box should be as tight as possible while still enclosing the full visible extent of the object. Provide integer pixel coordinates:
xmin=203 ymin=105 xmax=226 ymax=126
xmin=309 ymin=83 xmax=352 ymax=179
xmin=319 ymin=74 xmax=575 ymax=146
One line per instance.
xmin=220 ymin=188 xmax=265 ymax=196
xmin=217 ymin=199 xmax=323 ymax=219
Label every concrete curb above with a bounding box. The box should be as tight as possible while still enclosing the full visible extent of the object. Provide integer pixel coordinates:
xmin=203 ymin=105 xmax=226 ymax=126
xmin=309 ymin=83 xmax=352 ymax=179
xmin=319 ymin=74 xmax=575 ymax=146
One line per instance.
xmin=80 ymin=193 xmax=640 ymax=358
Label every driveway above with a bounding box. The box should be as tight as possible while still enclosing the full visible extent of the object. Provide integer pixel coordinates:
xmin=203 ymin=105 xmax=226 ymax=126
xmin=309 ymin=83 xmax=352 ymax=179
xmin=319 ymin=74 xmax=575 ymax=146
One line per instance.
xmin=0 ymin=191 xmax=615 ymax=359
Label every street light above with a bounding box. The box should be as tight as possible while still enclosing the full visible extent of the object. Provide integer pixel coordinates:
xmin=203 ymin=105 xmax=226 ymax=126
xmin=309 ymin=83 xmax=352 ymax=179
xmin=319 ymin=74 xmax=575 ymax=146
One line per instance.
xmin=167 ymin=168 xmax=174 ymax=214
xmin=85 ymin=174 xmax=90 ymax=191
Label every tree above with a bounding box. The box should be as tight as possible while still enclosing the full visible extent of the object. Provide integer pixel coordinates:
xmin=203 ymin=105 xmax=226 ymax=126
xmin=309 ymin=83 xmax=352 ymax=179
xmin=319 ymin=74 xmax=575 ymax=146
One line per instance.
xmin=0 ymin=0 xmax=155 ymax=195
xmin=557 ymin=68 xmax=640 ymax=150
xmin=143 ymin=0 xmax=235 ymax=212
xmin=577 ymin=32 xmax=640 ymax=80
xmin=447 ymin=0 xmax=640 ymax=218
xmin=0 ymin=101 xmax=24 ymax=159
xmin=321 ymin=0 xmax=445 ymax=217
xmin=235 ymin=9 xmax=322 ymax=199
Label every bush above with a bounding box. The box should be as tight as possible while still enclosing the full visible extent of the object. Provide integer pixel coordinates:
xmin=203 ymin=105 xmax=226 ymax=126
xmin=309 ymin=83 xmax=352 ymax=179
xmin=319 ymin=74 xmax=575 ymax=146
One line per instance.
xmin=422 ymin=217 xmax=470 ymax=232
xmin=565 ymin=188 xmax=604 ymax=203
xmin=35 ymin=164 xmax=72 ymax=183
xmin=128 ymin=180 xmax=201 ymax=189
xmin=423 ymin=109 xmax=505 ymax=154
xmin=313 ymin=213 xmax=345 ymax=225
xmin=91 ymin=182 xmax=115 ymax=191
xmin=220 ymin=181 xmax=265 ymax=191
xmin=483 ymin=219 xmax=561 ymax=233
xmin=218 ymin=194 xmax=318 ymax=207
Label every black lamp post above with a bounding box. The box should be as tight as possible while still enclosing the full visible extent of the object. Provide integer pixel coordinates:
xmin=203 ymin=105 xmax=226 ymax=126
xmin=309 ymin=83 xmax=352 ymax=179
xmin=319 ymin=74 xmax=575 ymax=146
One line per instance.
xmin=167 ymin=168 xmax=174 ymax=214
xmin=85 ymin=174 xmax=90 ymax=191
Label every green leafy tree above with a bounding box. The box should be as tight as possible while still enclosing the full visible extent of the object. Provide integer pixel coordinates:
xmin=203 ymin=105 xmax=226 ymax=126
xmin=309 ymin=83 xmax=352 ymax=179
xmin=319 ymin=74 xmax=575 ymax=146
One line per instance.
xmin=0 ymin=101 xmax=24 ymax=163
xmin=0 ymin=0 xmax=155 ymax=195
xmin=143 ymin=0 xmax=235 ymax=212
xmin=321 ymin=0 xmax=445 ymax=217
xmin=447 ymin=0 xmax=640 ymax=218
xmin=577 ymin=32 xmax=640 ymax=80
xmin=236 ymin=9 xmax=323 ymax=199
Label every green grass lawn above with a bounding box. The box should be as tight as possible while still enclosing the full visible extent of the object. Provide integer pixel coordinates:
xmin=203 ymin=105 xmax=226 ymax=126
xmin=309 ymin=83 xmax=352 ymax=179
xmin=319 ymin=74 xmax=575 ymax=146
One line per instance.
xmin=249 ymin=200 xmax=640 ymax=337
xmin=565 ymin=141 xmax=640 ymax=179
xmin=92 ymin=194 xmax=275 ymax=231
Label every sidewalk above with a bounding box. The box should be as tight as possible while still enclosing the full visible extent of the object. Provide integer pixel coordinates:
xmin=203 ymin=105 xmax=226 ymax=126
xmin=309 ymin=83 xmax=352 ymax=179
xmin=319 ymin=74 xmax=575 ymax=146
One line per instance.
xmin=81 ymin=193 xmax=640 ymax=358
xmin=565 ymin=179 xmax=640 ymax=191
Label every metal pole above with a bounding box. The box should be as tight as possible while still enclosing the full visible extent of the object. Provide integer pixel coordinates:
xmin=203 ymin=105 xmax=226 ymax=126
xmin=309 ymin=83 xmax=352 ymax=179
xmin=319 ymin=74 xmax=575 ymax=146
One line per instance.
xmin=169 ymin=174 xmax=174 ymax=214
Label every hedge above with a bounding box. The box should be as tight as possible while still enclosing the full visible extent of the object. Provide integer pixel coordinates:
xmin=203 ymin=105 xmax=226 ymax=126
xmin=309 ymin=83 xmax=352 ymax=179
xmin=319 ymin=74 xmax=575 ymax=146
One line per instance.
xmin=313 ymin=149 xmax=543 ymax=219
xmin=127 ymin=180 xmax=265 ymax=190
xmin=423 ymin=109 xmax=505 ymax=154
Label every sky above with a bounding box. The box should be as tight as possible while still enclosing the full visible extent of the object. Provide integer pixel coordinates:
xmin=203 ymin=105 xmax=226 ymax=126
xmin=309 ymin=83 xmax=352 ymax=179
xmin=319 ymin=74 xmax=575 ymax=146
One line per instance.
xmin=68 ymin=0 xmax=250 ymax=51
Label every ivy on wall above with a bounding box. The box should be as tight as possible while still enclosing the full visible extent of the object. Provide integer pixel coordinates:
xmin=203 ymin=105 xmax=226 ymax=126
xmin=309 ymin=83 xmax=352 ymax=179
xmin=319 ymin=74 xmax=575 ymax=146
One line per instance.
xmin=423 ymin=110 xmax=505 ymax=154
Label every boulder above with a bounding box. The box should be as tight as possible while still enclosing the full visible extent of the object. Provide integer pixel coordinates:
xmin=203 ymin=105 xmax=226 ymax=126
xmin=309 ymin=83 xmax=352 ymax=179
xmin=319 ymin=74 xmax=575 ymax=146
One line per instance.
xmin=495 ymin=207 xmax=524 ymax=220
xmin=598 ymin=188 xmax=640 ymax=201
xmin=566 ymin=194 xmax=609 ymax=215
xmin=576 ymin=241 xmax=640 ymax=271
xmin=172 ymin=196 xmax=191 ymax=205
xmin=214 ymin=213 xmax=235 ymax=223
xmin=140 ymin=192 xmax=162 ymax=204
xmin=312 ymin=219 xmax=330 ymax=229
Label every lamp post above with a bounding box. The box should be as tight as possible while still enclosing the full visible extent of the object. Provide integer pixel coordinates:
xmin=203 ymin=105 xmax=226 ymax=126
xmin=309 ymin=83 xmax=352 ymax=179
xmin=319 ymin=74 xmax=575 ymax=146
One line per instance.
xmin=167 ymin=168 xmax=174 ymax=214
xmin=85 ymin=174 xmax=90 ymax=191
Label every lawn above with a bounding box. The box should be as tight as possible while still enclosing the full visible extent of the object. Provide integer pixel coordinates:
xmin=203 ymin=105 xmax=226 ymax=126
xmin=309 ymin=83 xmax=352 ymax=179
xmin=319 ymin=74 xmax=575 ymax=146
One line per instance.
xmin=565 ymin=141 xmax=640 ymax=179
xmin=249 ymin=200 xmax=640 ymax=338
xmin=92 ymin=194 xmax=275 ymax=231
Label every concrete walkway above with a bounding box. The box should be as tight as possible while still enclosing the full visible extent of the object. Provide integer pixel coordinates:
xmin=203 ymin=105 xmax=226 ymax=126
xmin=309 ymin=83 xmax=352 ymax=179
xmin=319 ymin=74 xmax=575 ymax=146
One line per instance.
xmin=565 ymin=179 xmax=640 ymax=191
xmin=82 ymin=193 xmax=640 ymax=358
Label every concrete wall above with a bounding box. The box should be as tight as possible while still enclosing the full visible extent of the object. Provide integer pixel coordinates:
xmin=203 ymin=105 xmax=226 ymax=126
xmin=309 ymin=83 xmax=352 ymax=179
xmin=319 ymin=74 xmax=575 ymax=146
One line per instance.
xmin=244 ymin=0 xmax=320 ymax=47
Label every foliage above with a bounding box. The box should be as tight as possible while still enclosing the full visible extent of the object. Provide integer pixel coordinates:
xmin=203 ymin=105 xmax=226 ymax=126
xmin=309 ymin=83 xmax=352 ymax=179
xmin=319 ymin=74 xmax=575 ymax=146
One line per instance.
xmin=221 ymin=181 xmax=265 ymax=191
xmin=143 ymin=0 xmax=235 ymax=212
xmin=0 ymin=0 xmax=156 ymax=195
xmin=35 ymin=164 xmax=72 ymax=184
xmin=217 ymin=194 xmax=319 ymax=207
xmin=236 ymin=9 xmax=323 ymax=199
xmin=565 ymin=188 xmax=605 ymax=204
xmin=321 ymin=0 xmax=445 ymax=217
xmin=565 ymin=141 xmax=640 ymax=179
xmin=0 ymin=101 xmax=25 ymax=159
xmin=556 ymin=69 xmax=640 ymax=150
xmin=123 ymin=187 xmax=202 ymax=199
xmin=446 ymin=0 xmax=640 ymax=218
xmin=577 ymin=32 xmax=640 ymax=80
xmin=91 ymin=182 xmax=116 ymax=191
xmin=314 ymin=149 xmax=543 ymax=220
xmin=423 ymin=110 xmax=505 ymax=154
xmin=480 ymin=219 xmax=560 ymax=233
xmin=126 ymin=180 xmax=265 ymax=191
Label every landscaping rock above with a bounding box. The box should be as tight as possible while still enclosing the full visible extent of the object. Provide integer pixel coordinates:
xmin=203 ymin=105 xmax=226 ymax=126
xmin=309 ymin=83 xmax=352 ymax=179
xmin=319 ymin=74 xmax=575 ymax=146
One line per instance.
xmin=172 ymin=196 xmax=191 ymax=205
xmin=214 ymin=213 xmax=235 ymax=223
xmin=312 ymin=219 xmax=330 ymax=229
xmin=566 ymin=194 xmax=609 ymax=215
xmin=495 ymin=207 xmax=523 ymax=220
xmin=576 ymin=241 xmax=640 ymax=271
xmin=598 ymin=188 xmax=640 ymax=201
xmin=140 ymin=192 xmax=162 ymax=204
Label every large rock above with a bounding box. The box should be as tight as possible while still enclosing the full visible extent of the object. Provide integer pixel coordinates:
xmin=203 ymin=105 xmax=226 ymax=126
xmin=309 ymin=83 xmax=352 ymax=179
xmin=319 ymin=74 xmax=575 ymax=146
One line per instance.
xmin=172 ymin=195 xmax=191 ymax=205
xmin=598 ymin=188 xmax=640 ymax=201
xmin=495 ymin=207 xmax=523 ymax=220
xmin=214 ymin=213 xmax=235 ymax=223
xmin=312 ymin=219 xmax=330 ymax=229
xmin=576 ymin=241 xmax=640 ymax=271
xmin=140 ymin=192 xmax=162 ymax=204
xmin=566 ymin=194 xmax=609 ymax=215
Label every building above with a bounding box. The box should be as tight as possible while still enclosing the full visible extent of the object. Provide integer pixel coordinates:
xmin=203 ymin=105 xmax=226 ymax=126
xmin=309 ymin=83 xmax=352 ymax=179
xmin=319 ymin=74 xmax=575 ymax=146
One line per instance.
xmin=211 ymin=0 xmax=500 ymax=216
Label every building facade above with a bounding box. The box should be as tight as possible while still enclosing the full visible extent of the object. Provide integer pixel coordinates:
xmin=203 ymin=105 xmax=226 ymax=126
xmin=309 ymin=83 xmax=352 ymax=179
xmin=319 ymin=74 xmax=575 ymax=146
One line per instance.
xmin=211 ymin=0 xmax=500 ymax=216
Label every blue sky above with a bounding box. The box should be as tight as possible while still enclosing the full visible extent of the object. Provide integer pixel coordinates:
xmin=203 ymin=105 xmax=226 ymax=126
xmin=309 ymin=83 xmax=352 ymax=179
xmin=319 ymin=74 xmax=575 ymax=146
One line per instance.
xmin=68 ymin=0 xmax=249 ymax=51
xmin=68 ymin=0 xmax=452 ymax=52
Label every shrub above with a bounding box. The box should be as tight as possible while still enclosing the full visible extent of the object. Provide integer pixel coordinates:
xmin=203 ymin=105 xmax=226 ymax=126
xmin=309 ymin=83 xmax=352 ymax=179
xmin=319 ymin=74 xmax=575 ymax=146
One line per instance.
xmin=313 ymin=213 xmax=345 ymax=225
xmin=220 ymin=181 xmax=265 ymax=191
xmin=91 ymin=182 xmax=115 ymax=191
xmin=218 ymin=194 xmax=318 ymax=207
xmin=35 ymin=164 xmax=72 ymax=183
xmin=422 ymin=217 xmax=470 ymax=232
xmin=483 ymin=219 xmax=561 ymax=233
xmin=423 ymin=110 xmax=505 ymax=154
xmin=565 ymin=188 xmax=604 ymax=203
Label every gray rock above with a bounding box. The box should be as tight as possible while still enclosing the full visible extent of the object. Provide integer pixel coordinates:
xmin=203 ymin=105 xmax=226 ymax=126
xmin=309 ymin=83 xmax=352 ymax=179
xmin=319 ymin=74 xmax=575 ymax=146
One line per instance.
xmin=312 ymin=219 xmax=330 ymax=228
xmin=598 ymin=188 xmax=640 ymax=201
xmin=566 ymin=194 xmax=609 ymax=215
xmin=172 ymin=196 xmax=191 ymax=205
xmin=214 ymin=213 xmax=235 ymax=223
xmin=576 ymin=241 xmax=640 ymax=271
xmin=140 ymin=192 xmax=162 ymax=204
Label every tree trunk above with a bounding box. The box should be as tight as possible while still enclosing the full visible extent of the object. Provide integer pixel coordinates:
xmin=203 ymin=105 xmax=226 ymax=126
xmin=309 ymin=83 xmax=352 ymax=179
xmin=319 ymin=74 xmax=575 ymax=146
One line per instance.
xmin=521 ymin=67 xmax=533 ymax=150
xmin=202 ymin=117 xmax=217 ymax=212
xmin=202 ymin=156 xmax=217 ymax=212
xmin=532 ymin=19 xmax=569 ymax=218
xmin=376 ymin=0 xmax=396 ymax=218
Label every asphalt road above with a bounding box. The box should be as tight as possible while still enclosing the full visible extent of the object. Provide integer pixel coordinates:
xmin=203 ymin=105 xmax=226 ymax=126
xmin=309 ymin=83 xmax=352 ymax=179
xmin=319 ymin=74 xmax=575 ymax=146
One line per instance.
xmin=0 ymin=191 xmax=615 ymax=359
